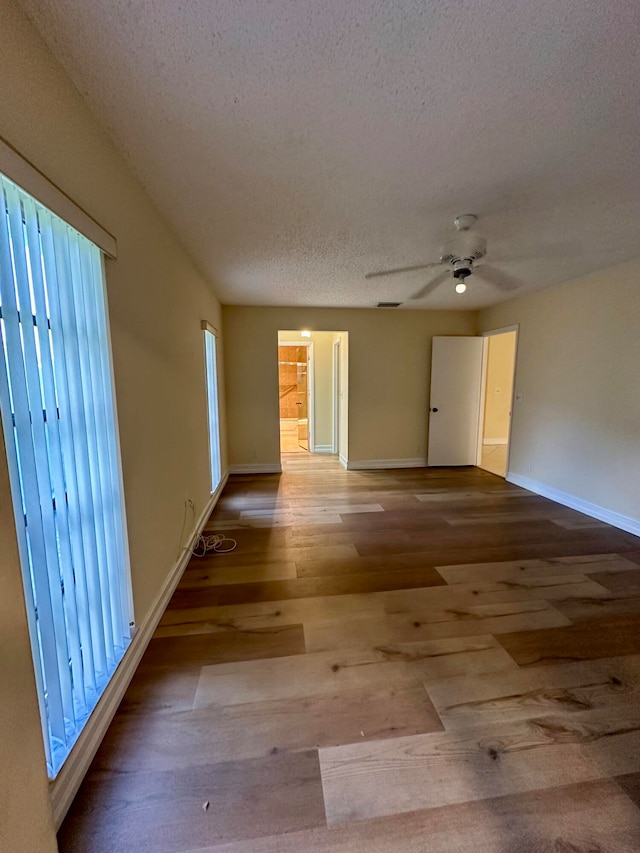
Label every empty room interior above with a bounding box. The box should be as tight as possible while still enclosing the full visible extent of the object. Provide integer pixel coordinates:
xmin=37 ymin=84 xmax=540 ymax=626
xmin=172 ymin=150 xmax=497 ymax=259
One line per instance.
xmin=1 ymin=2 xmax=640 ymax=851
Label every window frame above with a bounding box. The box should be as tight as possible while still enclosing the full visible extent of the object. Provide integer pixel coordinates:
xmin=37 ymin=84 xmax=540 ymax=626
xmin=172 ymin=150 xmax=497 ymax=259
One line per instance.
xmin=202 ymin=321 xmax=222 ymax=493
xmin=0 ymin=172 xmax=133 ymax=778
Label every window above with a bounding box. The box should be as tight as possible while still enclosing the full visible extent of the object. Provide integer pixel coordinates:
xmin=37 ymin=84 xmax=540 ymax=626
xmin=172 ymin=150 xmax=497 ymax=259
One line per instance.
xmin=203 ymin=324 xmax=221 ymax=491
xmin=0 ymin=174 xmax=132 ymax=777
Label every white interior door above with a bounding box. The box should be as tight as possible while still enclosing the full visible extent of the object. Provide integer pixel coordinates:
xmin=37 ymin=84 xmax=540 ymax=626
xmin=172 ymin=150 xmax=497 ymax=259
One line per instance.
xmin=428 ymin=336 xmax=483 ymax=466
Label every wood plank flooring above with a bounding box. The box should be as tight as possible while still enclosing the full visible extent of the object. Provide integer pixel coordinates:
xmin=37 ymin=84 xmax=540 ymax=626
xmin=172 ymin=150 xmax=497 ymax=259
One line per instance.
xmin=59 ymin=454 xmax=640 ymax=852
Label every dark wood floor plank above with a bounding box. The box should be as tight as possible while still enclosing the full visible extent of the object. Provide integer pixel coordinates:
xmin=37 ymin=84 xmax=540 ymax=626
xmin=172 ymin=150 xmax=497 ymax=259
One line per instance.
xmin=118 ymin=665 xmax=201 ymax=716
xmin=58 ymin=751 xmax=326 ymax=853
xmin=181 ymin=560 xmax=298 ymax=587
xmin=555 ymin=594 xmax=640 ymax=621
xmin=497 ymin=612 xmax=640 ymax=666
xmin=169 ymin=567 xmax=447 ymax=608
xmin=616 ymin=771 xmax=640 ymax=809
xmin=354 ymin=521 xmax=638 ymax=558
xmin=142 ymin=624 xmax=306 ymax=668
xmin=590 ymin=568 xmax=640 ymax=594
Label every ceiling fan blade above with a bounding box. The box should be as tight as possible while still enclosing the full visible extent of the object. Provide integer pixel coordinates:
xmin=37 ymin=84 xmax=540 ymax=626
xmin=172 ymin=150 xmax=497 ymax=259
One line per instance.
xmin=410 ymin=269 xmax=451 ymax=300
xmin=475 ymin=264 xmax=520 ymax=292
xmin=365 ymin=262 xmax=439 ymax=279
xmin=489 ymin=239 xmax=580 ymax=264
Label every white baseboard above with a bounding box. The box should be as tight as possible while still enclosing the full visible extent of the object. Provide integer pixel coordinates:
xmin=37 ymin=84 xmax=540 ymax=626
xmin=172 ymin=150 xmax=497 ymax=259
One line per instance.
xmin=339 ymin=454 xmax=348 ymax=469
xmin=313 ymin=445 xmax=334 ymax=454
xmin=347 ymin=458 xmax=427 ymax=471
xmin=229 ymin=463 xmax=282 ymax=474
xmin=482 ymin=438 xmax=508 ymax=445
xmin=49 ymin=471 xmax=229 ymax=829
xmin=507 ymin=472 xmax=640 ymax=537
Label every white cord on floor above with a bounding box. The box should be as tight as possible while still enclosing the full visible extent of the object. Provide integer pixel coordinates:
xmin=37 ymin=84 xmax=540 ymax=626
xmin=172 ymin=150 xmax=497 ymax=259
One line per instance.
xmin=192 ymin=533 xmax=237 ymax=557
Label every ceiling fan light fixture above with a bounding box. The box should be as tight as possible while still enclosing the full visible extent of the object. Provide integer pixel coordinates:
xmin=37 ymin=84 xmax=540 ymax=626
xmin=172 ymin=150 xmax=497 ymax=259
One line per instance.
xmin=364 ymin=214 xmax=520 ymax=301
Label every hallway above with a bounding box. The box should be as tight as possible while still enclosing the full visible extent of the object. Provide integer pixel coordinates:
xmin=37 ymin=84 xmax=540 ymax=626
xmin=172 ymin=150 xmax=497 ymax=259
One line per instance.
xmin=59 ymin=458 xmax=640 ymax=851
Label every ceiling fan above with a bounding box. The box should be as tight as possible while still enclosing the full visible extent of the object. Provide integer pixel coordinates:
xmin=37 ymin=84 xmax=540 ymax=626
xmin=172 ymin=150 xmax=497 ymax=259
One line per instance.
xmin=365 ymin=214 xmax=519 ymax=300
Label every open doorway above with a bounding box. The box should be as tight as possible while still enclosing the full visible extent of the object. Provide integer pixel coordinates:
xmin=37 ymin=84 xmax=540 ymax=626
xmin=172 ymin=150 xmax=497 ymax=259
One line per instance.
xmin=278 ymin=340 xmax=312 ymax=453
xmin=277 ymin=330 xmax=349 ymax=464
xmin=477 ymin=328 xmax=518 ymax=478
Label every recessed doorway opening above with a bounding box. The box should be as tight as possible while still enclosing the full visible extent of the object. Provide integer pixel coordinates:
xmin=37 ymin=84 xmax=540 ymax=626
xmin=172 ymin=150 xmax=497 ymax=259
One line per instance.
xmin=477 ymin=327 xmax=518 ymax=478
xmin=277 ymin=330 xmax=349 ymax=465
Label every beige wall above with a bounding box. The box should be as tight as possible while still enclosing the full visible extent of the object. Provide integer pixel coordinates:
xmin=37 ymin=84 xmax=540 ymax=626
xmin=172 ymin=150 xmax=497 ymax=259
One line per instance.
xmin=309 ymin=332 xmax=335 ymax=449
xmin=0 ymin=430 xmax=57 ymax=852
xmin=225 ymin=306 xmax=477 ymax=466
xmin=0 ymin=1 xmax=224 ymax=847
xmin=480 ymin=259 xmax=640 ymax=523
xmin=483 ymin=331 xmax=517 ymax=442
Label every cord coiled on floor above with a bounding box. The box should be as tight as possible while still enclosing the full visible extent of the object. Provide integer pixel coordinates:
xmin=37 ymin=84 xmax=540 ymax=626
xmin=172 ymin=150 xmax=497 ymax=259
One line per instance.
xmin=192 ymin=533 xmax=237 ymax=557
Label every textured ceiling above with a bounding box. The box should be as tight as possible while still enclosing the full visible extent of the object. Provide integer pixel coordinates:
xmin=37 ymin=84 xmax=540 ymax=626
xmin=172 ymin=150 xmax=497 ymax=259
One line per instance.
xmin=18 ymin=0 xmax=640 ymax=309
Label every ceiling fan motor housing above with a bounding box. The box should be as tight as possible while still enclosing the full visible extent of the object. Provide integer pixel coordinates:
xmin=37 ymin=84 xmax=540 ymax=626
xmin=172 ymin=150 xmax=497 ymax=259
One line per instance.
xmin=452 ymin=259 xmax=472 ymax=279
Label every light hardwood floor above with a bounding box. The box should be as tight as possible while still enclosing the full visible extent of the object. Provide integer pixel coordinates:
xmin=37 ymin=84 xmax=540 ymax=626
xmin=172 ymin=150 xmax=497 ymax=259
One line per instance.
xmin=58 ymin=454 xmax=640 ymax=852
xmin=479 ymin=442 xmax=508 ymax=477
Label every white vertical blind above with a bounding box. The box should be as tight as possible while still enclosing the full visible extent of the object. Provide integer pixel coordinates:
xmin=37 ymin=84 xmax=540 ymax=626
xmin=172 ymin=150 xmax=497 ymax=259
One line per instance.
xmin=204 ymin=329 xmax=222 ymax=491
xmin=0 ymin=174 xmax=132 ymax=777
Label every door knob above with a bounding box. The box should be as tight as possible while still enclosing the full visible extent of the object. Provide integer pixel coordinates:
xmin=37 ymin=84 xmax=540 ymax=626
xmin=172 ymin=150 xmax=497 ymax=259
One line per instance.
xmin=430 ymin=407 xmax=439 ymax=412
xmin=296 ymin=402 xmax=302 ymax=405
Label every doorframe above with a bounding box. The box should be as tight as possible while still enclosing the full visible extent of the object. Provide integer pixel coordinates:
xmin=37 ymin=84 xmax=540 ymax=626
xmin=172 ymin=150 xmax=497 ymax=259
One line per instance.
xmin=278 ymin=340 xmax=315 ymax=453
xmin=476 ymin=325 xmax=519 ymax=473
xmin=332 ymin=339 xmax=341 ymax=454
